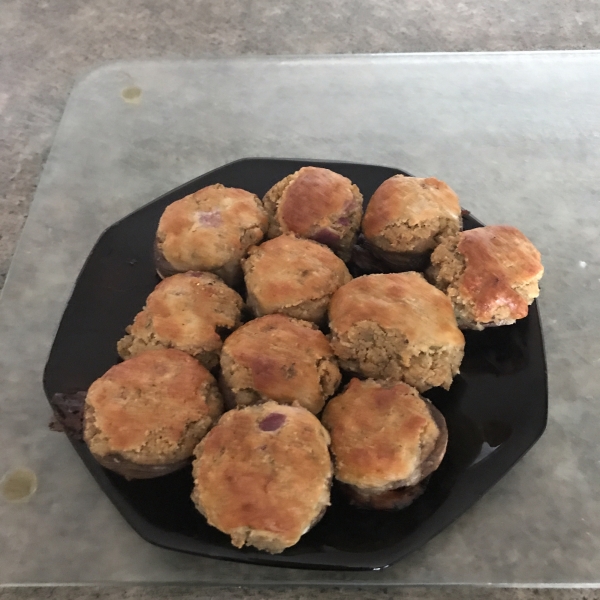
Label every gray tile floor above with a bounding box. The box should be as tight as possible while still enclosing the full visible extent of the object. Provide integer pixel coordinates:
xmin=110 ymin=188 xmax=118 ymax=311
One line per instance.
xmin=2 ymin=1 xmax=600 ymax=597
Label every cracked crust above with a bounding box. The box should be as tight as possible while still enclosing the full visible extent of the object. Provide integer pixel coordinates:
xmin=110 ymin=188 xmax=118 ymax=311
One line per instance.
xmin=242 ymin=234 xmax=352 ymax=324
xmin=262 ymin=167 xmax=363 ymax=260
xmin=362 ymin=175 xmax=461 ymax=254
xmin=428 ymin=225 xmax=544 ymax=329
xmin=322 ymin=379 xmax=447 ymax=493
xmin=328 ymin=273 xmax=465 ymax=392
xmin=191 ymin=402 xmax=332 ymax=553
xmin=117 ymin=272 xmax=244 ymax=370
xmin=84 ymin=349 xmax=223 ymax=478
xmin=220 ymin=314 xmax=341 ymax=414
xmin=155 ymin=184 xmax=268 ymax=286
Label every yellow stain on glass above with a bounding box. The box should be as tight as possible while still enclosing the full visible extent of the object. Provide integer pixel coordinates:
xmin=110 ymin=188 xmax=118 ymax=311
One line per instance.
xmin=121 ymin=86 xmax=142 ymax=104
xmin=1 ymin=468 xmax=38 ymax=502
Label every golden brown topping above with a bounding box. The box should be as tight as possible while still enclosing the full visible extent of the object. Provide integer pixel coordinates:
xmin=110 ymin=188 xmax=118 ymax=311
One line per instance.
xmin=117 ymin=271 xmax=243 ymax=369
xmin=243 ymin=235 xmax=351 ymax=318
xmin=156 ymin=184 xmax=268 ymax=272
xmin=278 ymin=167 xmax=356 ymax=236
xmin=457 ymin=225 xmax=543 ymax=323
xmin=192 ymin=402 xmax=331 ymax=552
xmin=363 ymin=176 xmax=460 ymax=235
xmin=329 ymin=272 xmax=464 ymax=348
xmin=221 ymin=314 xmax=340 ymax=414
xmin=85 ymin=349 xmax=218 ymax=456
xmin=322 ymin=379 xmax=441 ymax=490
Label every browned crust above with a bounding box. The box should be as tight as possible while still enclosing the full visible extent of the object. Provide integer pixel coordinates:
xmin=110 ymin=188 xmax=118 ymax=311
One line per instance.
xmin=154 ymin=238 xmax=180 ymax=278
xmin=429 ymin=226 xmax=544 ymax=328
xmin=329 ymin=272 xmax=464 ymax=349
xmin=278 ymin=167 xmax=356 ymax=236
xmin=242 ymin=234 xmax=352 ymax=323
xmin=328 ymin=274 xmax=464 ymax=391
xmin=155 ymin=184 xmax=268 ymax=280
xmin=322 ymin=379 xmax=446 ymax=491
xmin=417 ymin=401 xmax=448 ymax=480
xmin=220 ymin=314 xmax=341 ymax=414
xmin=117 ymin=271 xmax=243 ymax=370
xmin=263 ymin=167 xmax=363 ymax=259
xmin=362 ymin=238 xmax=431 ymax=271
xmin=83 ymin=349 xmax=223 ymax=472
xmin=362 ymin=176 xmax=461 ymax=253
xmin=154 ymin=241 xmax=243 ymax=287
xmin=341 ymin=480 xmax=427 ymax=510
xmin=191 ymin=402 xmax=332 ymax=553
xmin=458 ymin=226 xmax=543 ymax=322
xmin=263 ymin=174 xmax=294 ymax=238
xmin=350 ymin=239 xmax=430 ymax=275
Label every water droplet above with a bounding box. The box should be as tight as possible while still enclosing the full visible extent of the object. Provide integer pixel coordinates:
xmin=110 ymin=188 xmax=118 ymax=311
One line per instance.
xmin=1 ymin=468 xmax=38 ymax=502
xmin=121 ymin=86 xmax=142 ymax=104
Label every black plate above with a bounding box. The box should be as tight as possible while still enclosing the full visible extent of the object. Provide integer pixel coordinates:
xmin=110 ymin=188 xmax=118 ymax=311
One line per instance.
xmin=43 ymin=158 xmax=548 ymax=571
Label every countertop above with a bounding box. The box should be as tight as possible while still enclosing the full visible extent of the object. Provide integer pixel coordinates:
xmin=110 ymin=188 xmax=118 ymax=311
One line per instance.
xmin=3 ymin=0 xmax=600 ymax=292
